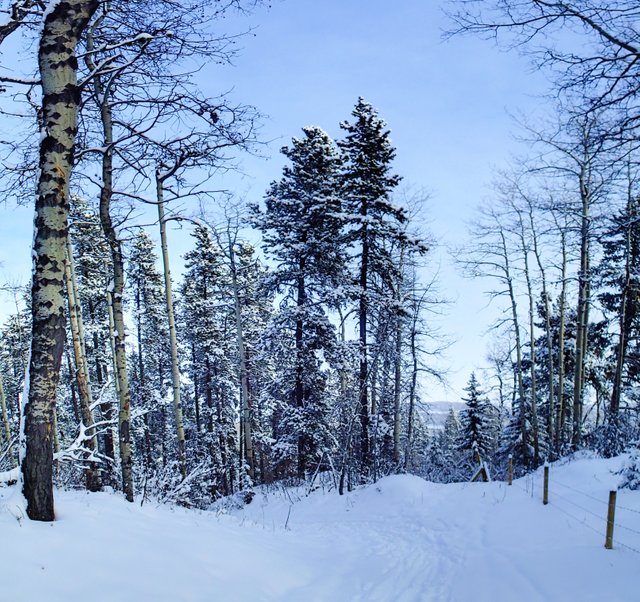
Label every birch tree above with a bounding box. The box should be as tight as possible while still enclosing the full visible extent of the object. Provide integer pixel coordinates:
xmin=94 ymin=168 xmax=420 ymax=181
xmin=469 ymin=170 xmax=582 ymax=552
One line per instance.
xmin=16 ymin=0 xmax=99 ymax=521
xmin=64 ymin=238 xmax=101 ymax=491
xmin=460 ymin=204 xmax=532 ymax=466
xmin=449 ymin=1 xmax=640 ymax=135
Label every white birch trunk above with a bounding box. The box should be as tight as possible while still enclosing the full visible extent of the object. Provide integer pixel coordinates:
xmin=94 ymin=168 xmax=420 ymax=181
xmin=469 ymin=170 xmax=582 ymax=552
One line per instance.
xmin=22 ymin=0 xmax=99 ymax=521
xmin=156 ymin=178 xmax=187 ymax=479
xmin=64 ymin=239 xmax=101 ymax=491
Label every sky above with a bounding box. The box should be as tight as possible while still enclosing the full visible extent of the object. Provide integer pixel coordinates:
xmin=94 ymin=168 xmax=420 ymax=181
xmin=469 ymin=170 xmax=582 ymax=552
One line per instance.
xmin=0 ymin=0 xmax=551 ymax=402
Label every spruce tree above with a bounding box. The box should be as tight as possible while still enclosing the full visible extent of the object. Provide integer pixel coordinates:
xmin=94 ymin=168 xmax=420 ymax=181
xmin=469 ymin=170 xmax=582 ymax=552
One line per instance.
xmin=338 ymin=98 xmax=404 ymax=477
xmin=228 ymin=240 xmax=274 ymax=485
xmin=253 ymin=126 xmax=345 ymax=479
xmin=127 ymin=231 xmax=170 ymax=480
xmin=181 ymin=225 xmax=238 ymax=497
xmin=458 ymin=373 xmax=495 ymax=461
xmin=598 ymin=195 xmax=640 ymax=453
xmin=69 ymin=197 xmax=116 ymax=470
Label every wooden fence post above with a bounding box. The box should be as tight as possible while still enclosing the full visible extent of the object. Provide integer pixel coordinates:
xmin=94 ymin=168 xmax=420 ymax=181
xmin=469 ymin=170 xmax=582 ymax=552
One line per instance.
xmin=605 ymin=490 xmax=617 ymax=550
xmin=507 ymin=454 xmax=513 ymax=486
xmin=543 ymin=463 xmax=549 ymax=505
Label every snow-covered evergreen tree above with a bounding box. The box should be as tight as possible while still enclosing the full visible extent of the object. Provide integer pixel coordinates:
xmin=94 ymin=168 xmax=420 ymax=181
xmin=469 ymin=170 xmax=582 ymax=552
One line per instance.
xmin=424 ymin=408 xmax=463 ymax=483
xmin=338 ymin=97 xmax=406 ymax=476
xmin=596 ymin=195 xmax=640 ymax=455
xmin=180 ymin=225 xmax=239 ymax=498
xmin=458 ymin=373 xmax=496 ymax=461
xmin=127 ymin=231 xmax=171 ymax=483
xmin=69 ymin=197 xmax=116 ymax=467
xmin=253 ymin=126 xmax=345 ymax=479
xmin=620 ymin=447 xmax=640 ymax=490
xmin=0 ymin=300 xmax=29 ymax=466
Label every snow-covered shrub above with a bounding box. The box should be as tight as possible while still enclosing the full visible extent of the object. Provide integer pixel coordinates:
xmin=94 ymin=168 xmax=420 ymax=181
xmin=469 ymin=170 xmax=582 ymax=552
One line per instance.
xmin=619 ymin=448 xmax=640 ymax=490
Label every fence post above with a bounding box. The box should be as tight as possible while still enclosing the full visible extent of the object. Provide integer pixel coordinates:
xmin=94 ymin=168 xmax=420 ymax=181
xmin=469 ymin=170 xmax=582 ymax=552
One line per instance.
xmin=605 ymin=490 xmax=617 ymax=550
xmin=543 ymin=463 xmax=549 ymax=505
xmin=507 ymin=454 xmax=513 ymax=486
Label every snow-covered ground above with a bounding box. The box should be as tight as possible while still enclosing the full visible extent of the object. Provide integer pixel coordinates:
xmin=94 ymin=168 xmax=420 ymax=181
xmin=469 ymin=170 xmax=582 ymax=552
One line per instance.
xmin=2 ymin=454 xmax=638 ymax=601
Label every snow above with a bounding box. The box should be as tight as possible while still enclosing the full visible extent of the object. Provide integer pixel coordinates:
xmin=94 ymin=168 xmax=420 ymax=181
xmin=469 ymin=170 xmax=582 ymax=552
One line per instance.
xmin=1 ymin=454 xmax=638 ymax=601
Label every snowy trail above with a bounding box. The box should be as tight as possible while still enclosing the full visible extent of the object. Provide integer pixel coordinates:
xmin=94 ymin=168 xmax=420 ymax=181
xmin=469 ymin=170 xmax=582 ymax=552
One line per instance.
xmin=2 ymin=455 xmax=639 ymax=601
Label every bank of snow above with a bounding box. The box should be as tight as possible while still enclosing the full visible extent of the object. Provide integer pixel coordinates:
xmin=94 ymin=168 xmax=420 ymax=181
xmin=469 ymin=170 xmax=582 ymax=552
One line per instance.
xmin=2 ymin=454 xmax=639 ymax=601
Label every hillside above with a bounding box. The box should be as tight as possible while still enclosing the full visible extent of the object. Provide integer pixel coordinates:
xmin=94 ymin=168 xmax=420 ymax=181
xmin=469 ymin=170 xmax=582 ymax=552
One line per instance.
xmin=1 ymin=454 xmax=638 ymax=601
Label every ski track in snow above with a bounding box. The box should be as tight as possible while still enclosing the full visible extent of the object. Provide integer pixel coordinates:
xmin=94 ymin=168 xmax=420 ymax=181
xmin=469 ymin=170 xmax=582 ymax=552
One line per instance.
xmin=1 ymin=455 xmax=639 ymax=601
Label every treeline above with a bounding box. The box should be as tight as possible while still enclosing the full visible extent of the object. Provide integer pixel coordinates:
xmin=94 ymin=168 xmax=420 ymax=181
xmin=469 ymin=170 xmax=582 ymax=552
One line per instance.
xmin=432 ymin=115 xmax=640 ymax=479
xmin=4 ymin=0 xmax=640 ymax=520
xmin=422 ymin=0 xmax=640 ymax=480
xmin=0 ymin=94 xmax=440 ymax=508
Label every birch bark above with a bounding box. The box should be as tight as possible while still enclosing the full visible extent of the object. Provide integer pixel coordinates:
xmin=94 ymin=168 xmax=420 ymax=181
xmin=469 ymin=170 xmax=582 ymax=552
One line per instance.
xmin=22 ymin=0 xmax=99 ymax=521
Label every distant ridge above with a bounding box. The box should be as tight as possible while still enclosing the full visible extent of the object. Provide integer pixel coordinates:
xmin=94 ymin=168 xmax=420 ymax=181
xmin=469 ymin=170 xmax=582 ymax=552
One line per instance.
xmin=426 ymin=401 xmax=463 ymax=431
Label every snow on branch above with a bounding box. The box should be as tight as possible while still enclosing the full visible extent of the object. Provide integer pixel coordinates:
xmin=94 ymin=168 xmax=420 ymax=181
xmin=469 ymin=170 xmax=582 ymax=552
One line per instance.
xmin=0 ymin=0 xmax=41 ymax=46
xmin=0 ymin=466 xmax=19 ymax=484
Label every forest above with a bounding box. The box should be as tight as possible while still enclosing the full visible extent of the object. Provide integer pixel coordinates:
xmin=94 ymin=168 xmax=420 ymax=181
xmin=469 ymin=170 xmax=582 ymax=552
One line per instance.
xmin=0 ymin=0 xmax=640 ymax=534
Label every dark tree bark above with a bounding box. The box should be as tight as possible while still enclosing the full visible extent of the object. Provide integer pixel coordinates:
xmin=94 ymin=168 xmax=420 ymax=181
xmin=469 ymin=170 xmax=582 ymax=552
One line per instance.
xmin=358 ymin=214 xmax=370 ymax=475
xmin=295 ymin=259 xmax=307 ymax=479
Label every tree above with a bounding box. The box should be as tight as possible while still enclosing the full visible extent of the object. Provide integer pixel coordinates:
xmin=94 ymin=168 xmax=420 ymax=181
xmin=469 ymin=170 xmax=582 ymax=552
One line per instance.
xmin=449 ymin=1 xmax=640 ymax=134
xmin=596 ymin=191 xmax=640 ymax=454
xmin=338 ymin=98 xmax=404 ymax=477
xmin=0 ymin=293 xmax=29 ymax=464
xmin=18 ymin=0 xmax=99 ymax=521
xmin=460 ymin=203 xmax=532 ymax=465
xmin=424 ymin=408 xmax=461 ymax=483
xmin=127 ymin=231 xmax=169 ymax=478
xmin=600 ymin=194 xmax=640 ymax=411
xmin=156 ymin=184 xmax=186 ymax=480
xmin=458 ymin=373 xmax=496 ymax=461
xmin=181 ymin=225 xmax=238 ymax=496
xmin=205 ymin=211 xmax=265 ymax=484
xmin=253 ymin=126 xmax=345 ymax=479
xmin=68 ymin=196 xmax=116 ymax=472
xmin=72 ymin=0 xmax=259 ymax=501
xmin=63 ymin=236 xmax=101 ymax=492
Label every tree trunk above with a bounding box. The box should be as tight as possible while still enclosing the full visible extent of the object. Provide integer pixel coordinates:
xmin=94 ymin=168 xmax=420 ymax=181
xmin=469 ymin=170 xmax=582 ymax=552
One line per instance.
xmin=500 ymin=230 xmax=529 ymax=465
xmin=611 ymin=285 xmax=629 ymax=417
xmin=191 ymin=343 xmax=201 ymax=433
xmin=22 ymin=0 xmax=98 ymax=522
xmin=610 ymin=196 xmax=637 ymax=416
xmin=573 ymin=173 xmax=591 ymax=448
xmin=228 ymin=239 xmax=255 ymax=482
xmin=527 ymin=202 xmax=555 ymax=453
xmin=404 ymin=313 xmax=419 ymax=471
xmin=105 ymin=289 xmax=120 ymax=473
xmin=99 ymin=155 xmax=133 ymax=500
xmin=556 ymin=230 xmax=568 ymax=451
xmin=392 ymin=312 xmax=403 ymax=466
xmin=392 ymin=245 xmax=406 ymax=466
xmin=156 ymin=182 xmax=187 ymax=479
xmin=359 ymin=212 xmax=370 ymax=476
xmin=84 ymin=21 xmax=133 ymax=501
xmin=105 ymin=247 xmax=134 ymax=501
xmin=92 ymin=296 xmax=115 ymax=470
xmin=64 ymin=240 xmax=101 ymax=491
xmin=0 ymin=372 xmax=11 ymax=450
xmin=515 ymin=211 xmax=540 ymax=463
xmin=294 ymin=260 xmax=306 ymax=480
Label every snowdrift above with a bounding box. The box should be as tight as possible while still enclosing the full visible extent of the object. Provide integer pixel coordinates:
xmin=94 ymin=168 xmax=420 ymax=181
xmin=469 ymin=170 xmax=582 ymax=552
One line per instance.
xmin=1 ymin=454 xmax=638 ymax=601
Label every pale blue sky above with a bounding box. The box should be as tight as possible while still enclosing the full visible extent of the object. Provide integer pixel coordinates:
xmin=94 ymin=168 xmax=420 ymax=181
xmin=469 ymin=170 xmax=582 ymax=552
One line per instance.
xmin=0 ymin=0 xmax=549 ymax=402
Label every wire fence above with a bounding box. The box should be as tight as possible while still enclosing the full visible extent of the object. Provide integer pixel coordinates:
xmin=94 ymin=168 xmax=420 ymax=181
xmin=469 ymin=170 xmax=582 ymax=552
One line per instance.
xmin=508 ymin=469 xmax=640 ymax=554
